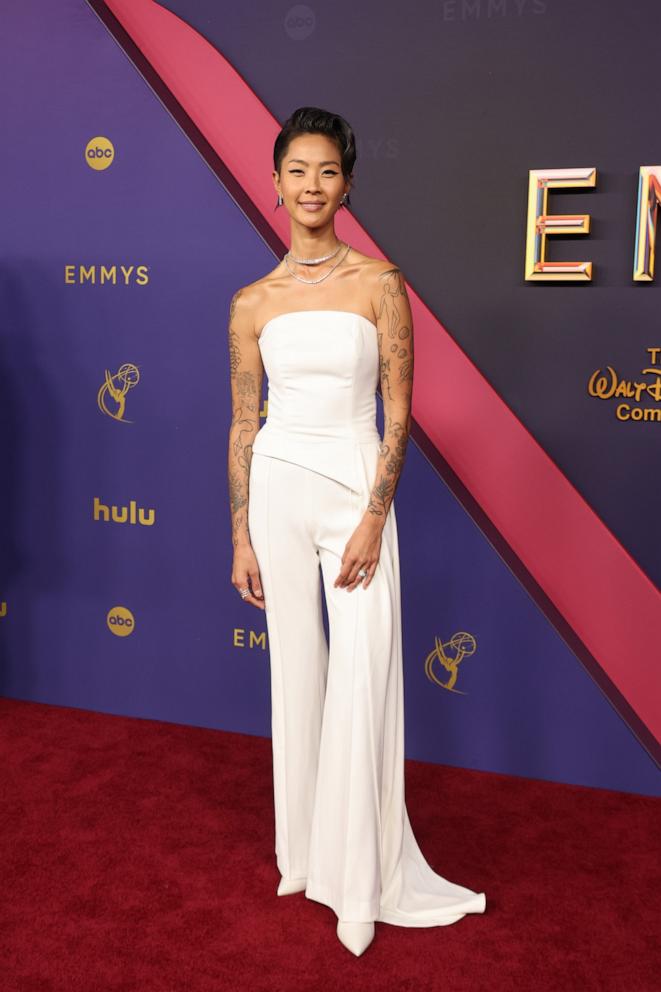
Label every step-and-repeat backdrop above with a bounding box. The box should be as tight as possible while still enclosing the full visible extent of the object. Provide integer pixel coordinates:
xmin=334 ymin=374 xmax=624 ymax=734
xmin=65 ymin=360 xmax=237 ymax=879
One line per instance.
xmin=1 ymin=0 xmax=659 ymax=796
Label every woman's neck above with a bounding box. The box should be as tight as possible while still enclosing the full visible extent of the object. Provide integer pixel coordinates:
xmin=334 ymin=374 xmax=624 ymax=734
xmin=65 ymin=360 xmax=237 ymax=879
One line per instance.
xmin=288 ymin=229 xmax=341 ymax=261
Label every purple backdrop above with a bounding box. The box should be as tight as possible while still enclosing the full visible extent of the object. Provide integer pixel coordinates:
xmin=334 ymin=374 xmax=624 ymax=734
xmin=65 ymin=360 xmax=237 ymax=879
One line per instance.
xmin=0 ymin=0 xmax=659 ymax=797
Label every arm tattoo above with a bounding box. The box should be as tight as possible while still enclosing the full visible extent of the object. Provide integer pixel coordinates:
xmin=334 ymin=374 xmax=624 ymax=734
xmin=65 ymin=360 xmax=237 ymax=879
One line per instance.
xmin=227 ymin=288 xmax=261 ymax=548
xmin=366 ymin=267 xmax=414 ymax=522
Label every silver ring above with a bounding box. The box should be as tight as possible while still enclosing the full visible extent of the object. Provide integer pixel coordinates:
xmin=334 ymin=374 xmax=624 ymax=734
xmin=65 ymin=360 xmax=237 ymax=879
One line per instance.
xmin=239 ymin=587 xmax=250 ymax=599
xmin=357 ymin=568 xmax=368 ymax=579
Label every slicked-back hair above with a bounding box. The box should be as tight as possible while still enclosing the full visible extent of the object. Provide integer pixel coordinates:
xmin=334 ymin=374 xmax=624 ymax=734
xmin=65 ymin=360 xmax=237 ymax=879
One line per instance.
xmin=274 ymin=106 xmax=356 ymax=206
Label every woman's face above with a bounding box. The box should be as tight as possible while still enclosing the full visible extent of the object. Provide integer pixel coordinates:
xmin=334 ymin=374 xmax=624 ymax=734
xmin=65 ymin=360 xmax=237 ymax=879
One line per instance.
xmin=275 ymin=133 xmax=350 ymax=224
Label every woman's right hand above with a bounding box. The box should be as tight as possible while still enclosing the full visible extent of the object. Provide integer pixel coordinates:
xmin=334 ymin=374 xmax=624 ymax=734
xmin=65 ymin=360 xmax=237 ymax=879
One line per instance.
xmin=232 ymin=544 xmax=265 ymax=610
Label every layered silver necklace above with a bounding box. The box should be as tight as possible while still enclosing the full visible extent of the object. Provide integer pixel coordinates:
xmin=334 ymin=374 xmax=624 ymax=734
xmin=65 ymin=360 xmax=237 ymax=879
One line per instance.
xmin=284 ymin=239 xmax=352 ymax=284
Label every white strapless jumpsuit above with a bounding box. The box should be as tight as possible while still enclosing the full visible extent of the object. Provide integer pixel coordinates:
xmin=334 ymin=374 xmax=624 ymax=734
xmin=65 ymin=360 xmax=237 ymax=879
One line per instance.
xmin=248 ymin=309 xmax=487 ymax=926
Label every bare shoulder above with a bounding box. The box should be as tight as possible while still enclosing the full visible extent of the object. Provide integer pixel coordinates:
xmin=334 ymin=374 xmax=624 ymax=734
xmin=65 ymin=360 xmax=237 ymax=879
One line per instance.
xmin=228 ymin=279 xmax=266 ymax=338
xmin=228 ymin=283 xmax=253 ymax=330
xmin=229 ymin=262 xmax=287 ymax=337
xmin=349 ymin=250 xmax=405 ymax=288
xmin=353 ymin=255 xmax=411 ymax=326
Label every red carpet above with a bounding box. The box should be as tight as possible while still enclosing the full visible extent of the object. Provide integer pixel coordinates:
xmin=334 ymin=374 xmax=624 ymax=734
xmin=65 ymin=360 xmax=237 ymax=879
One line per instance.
xmin=0 ymin=696 xmax=659 ymax=992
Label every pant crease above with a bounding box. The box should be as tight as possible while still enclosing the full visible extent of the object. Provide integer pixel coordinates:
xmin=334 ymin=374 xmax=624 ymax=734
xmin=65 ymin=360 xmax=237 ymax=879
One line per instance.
xmin=264 ymin=454 xmax=292 ymax=878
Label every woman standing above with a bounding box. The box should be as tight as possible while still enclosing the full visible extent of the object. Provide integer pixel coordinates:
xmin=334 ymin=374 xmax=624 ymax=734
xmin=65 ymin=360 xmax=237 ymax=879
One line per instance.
xmin=228 ymin=107 xmax=486 ymax=956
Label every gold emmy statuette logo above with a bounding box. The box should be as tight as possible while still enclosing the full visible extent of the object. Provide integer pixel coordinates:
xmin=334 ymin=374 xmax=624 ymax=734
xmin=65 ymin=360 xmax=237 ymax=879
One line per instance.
xmin=425 ymin=632 xmax=477 ymax=695
xmin=98 ymin=363 xmax=140 ymax=422
xmin=0 ymin=601 xmax=7 ymax=618
xmin=85 ymin=136 xmax=114 ymax=171
xmin=107 ymin=605 xmax=135 ymax=637
xmin=93 ymin=498 xmax=155 ymax=526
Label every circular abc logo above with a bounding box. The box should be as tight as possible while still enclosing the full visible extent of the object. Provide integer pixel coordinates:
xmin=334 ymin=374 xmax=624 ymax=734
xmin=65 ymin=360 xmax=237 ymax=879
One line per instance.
xmin=85 ymin=136 xmax=115 ymax=171
xmin=107 ymin=605 xmax=135 ymax=636
xmin=285 ymin=5 xmax=316 ymax=41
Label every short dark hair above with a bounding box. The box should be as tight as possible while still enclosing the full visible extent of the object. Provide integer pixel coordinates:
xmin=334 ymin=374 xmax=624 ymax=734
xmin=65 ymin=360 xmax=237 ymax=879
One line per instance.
xmin=273 ymin=106 xmax=356 ymax=205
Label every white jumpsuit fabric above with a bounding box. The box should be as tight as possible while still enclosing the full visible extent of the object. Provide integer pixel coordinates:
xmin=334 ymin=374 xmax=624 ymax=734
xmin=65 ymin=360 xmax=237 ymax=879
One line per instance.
xmin=247 ymin=309 xmax=487 ymax=926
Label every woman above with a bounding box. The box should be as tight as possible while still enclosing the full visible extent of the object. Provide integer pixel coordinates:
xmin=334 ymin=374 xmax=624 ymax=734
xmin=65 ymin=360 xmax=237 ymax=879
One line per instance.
xmin=227 ymin=107 xmax=486 ymax=956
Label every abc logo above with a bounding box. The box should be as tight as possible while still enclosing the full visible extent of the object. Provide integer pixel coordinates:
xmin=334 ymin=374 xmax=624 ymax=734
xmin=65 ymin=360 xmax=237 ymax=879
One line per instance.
xmin=285 ymin=5 xmax=316 ymax=41
xmin=107 ymin=605 xmax=135 ymax=637
xmin=86 ymin=136 xmax=115 ymax=171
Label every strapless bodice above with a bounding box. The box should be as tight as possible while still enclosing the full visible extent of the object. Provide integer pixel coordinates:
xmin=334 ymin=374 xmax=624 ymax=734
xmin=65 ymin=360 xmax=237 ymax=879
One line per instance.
xmin=252 ymin=310 xmax=382 ymax=493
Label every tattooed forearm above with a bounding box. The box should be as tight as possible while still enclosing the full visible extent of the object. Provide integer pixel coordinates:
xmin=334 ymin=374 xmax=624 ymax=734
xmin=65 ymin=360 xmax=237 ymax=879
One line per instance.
xmin=366 ymin=411 xmax=411 ymax=519
xmin=366 ymin=267 xmax=414 ymax=523
xmin=227 ymin=288 xmax=262 ymax=548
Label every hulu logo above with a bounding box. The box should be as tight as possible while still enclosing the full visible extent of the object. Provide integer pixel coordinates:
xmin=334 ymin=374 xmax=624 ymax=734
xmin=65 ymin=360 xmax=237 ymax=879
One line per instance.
xmin=93 ymin=497 xmax=155 ymax=526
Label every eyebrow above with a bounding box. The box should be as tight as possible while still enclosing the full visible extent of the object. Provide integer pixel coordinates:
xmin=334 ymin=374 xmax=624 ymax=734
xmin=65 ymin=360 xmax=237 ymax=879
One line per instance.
xmin=287 ymin=158 xmax=340 ymax=167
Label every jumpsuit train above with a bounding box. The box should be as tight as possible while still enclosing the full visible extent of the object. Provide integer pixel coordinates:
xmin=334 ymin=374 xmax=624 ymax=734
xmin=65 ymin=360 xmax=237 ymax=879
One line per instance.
xmin=247 ymin=309 xmax=487 ymax=926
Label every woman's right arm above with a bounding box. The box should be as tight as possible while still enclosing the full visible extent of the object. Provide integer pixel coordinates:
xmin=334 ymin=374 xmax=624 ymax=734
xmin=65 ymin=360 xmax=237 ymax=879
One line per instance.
xmin=227 ymin=288 xmax=265 ymax=607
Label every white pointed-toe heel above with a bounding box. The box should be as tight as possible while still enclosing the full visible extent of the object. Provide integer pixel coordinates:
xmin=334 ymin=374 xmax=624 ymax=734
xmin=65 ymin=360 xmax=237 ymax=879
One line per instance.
xmin=277 ymin=876 xmax=307 ymax=896
xmin=336 ymin=920 xmax=375 ymax=956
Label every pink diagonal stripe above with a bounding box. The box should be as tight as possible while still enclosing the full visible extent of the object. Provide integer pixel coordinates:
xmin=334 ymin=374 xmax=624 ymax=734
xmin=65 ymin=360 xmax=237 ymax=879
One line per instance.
xmin=102 ymin=0 xmax=661 ymax=748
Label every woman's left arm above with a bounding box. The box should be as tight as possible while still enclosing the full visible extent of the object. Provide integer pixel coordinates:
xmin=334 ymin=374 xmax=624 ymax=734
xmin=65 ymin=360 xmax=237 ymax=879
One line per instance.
xmin=333 ymin=264 xmax=414 ymax=591
xmin=366 ymin=264 xmax=414 ymax=523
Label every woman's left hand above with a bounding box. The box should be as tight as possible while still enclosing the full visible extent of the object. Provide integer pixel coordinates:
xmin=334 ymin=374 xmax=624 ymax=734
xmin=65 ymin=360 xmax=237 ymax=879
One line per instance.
xmin=334 ymin=517 xmax=384 ymax=591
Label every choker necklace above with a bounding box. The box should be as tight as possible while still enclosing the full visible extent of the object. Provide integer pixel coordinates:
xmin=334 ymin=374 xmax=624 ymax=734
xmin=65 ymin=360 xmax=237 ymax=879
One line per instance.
xmin=287 ymin=241 xmax=344 ymax=265
xmin=284 ymin=241 xmax=352 ymax=285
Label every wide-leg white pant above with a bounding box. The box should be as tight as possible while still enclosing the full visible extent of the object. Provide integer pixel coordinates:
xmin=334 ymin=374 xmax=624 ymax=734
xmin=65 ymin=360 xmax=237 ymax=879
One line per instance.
xmin=248 ymin=448 xmax=487 ymax=926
